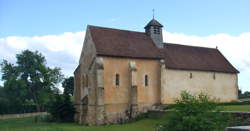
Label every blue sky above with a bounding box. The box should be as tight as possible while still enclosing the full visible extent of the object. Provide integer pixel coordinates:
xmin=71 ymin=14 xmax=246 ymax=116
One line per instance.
xmin=1 ymin=0 xmax=250 ymax=37
xmin=0 ymin=0 xmax=250 ymax=92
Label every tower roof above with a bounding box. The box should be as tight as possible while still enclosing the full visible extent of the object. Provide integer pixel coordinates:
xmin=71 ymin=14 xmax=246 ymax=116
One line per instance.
xmin=144 ymin=19 xmax=163 ymax=29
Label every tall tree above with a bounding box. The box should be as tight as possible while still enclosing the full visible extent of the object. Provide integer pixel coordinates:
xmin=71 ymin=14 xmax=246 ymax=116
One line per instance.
xmin=1 ymin=50 xmax=63 ymax=113
xmin=62 ymin=76 xmax=74 ymax=96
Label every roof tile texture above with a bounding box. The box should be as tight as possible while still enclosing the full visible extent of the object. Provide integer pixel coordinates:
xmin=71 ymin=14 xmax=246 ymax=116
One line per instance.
xmin=88 ymin=26 xmax=239 ymax=73
xmin=89 ymin=26 xmax=162 ymax=59
xmin=161 ymin=44 xmax=239 ymax=73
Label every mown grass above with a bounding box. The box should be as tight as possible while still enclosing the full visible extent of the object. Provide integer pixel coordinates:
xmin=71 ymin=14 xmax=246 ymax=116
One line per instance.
xmin=165 ymin=104 xmax=250 ymax=112
xmin=219 ymin=105 xmax=250 ymax=112
xmin=1 ymin=105 xmax=249 ymax=131
xmin=0 ymin=116 xmax=166 ymax=131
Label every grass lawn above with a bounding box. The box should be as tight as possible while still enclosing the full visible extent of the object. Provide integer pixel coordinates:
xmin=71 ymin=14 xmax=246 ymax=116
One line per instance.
xmin=0 ymin=116 xmax=166 ymax=131
xmin=219 ymin=105 xmax=250 ymax=112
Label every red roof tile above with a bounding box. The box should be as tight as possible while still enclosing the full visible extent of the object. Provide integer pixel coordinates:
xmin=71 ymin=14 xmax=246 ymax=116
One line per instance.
xmin=89 ymin=25 xmax=162 ymax=59
xmin=161 ymin=43 xmax=239 ymax=73
xmin=88 ymin=26 xmax=239 ymax=73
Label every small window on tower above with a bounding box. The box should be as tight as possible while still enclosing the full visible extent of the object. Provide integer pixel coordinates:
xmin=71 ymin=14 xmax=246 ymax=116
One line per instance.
xmin=153 ymin=26 xmax=160 ymax=34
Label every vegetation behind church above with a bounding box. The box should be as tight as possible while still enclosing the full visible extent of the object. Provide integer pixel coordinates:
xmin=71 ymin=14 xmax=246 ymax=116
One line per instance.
xmin=0 ymin=50 xmax=75 ymax=121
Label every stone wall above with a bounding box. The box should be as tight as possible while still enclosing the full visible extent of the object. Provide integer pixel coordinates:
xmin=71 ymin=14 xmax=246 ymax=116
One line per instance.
xmin=74 ymin=26 xmax=98 ymax=125
xmin=0 ymin=112 xmax=48 ymax=119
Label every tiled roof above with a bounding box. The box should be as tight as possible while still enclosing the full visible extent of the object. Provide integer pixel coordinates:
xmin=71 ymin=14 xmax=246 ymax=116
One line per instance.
xmin=161 ymin=43 xmax=239 ymax=73
xmin=88 ymin=26 xmax=239 ymax=73
xmin=144 ymin=19 xmax=163 ymax=28
xmin=89 ymin=25 xmax=162 ymax=59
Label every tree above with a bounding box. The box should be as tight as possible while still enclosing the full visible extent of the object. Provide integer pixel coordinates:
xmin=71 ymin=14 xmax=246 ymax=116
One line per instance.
xmin=1 ymin=50 xmax=63 ymax=114
xmin=158 ymin=91 xmax=229 ymax=131
xmin=62 ymin=76 xmax=74 ymax=96
xmin=0 ymin=60 xmax=28 ymax=111
xmin=48 ymin=76 xmax=75 ymax=122
xmin=238 ymin=89 xmax=250 ymax=98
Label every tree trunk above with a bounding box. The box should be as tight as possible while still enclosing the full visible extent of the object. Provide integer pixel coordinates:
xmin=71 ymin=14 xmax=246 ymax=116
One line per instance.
xmin=26 ymin=83 xmax=40 ymax=123
xmin=33 ymin=91 xmax=40 ymax=123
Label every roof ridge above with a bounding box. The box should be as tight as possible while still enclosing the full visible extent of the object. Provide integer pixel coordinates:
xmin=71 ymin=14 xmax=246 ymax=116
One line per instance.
xmin=164 ymin=43 xmax=217 ymax=50
xmin=88 ymin=25 xmax=146 ymax=34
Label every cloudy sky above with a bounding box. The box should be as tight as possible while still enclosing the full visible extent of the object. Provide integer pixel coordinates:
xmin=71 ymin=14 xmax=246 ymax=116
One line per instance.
xmin=0 ymin=0 xmax=250 ymax=92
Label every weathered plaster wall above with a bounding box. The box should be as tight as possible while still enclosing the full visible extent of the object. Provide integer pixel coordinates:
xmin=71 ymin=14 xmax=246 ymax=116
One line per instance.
xmin=74 ymin=26 xmax=98 ymax=125
xmin=73 ymin=66 xmax=81 ymax=122
xmin=102 ymin=57 xmax=161 ymax=123
xmin=161 ymin=68 xmax=238 ymax=104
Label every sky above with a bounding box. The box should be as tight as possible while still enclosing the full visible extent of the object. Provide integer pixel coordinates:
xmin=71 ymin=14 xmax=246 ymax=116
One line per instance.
xmin=0 ymin=0 xmax=250 ymax=92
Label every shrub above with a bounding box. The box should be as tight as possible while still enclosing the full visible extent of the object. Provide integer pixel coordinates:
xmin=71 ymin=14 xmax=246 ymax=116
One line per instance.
xmin=47 ymin=94 xmax=75 ymax=122
xmin=157 ymin=91 xmax=230 ymax=131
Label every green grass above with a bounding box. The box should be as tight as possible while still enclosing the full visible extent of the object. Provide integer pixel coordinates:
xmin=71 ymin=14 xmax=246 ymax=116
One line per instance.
xmin=219 ymin=105 xmax=250 ymax=112
xmin=1 ymin=105 xmax=249 ymax=131
xmin=0 ymin=116 xmax=166 ymax=131
xmin=165 ymin=104 xmax=250 ymax=112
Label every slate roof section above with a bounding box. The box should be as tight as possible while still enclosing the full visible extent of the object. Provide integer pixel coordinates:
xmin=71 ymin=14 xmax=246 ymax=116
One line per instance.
xmin=88 ymin=25 xmax=239 ymax=73
xmin=144 ymin=19 xmax=163 ymax=28
xmin=89 ymin=25 xmax=162 ymax=59
xmin=161 ymin=43 xmax=239 ymax=73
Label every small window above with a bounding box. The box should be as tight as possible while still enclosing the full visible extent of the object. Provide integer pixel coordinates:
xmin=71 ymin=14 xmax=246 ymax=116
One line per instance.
xmin=145 ymin=75 xmax=148 ymax=87
xmin=115 ymin=74 xmax=120 ymax=87
xmin=153 ymin=26 xmax=160 ymax=34
xmin=190 ymin=73 xmax=193 ymax=79
xmin=213 ymin=72 xmax=216 ymax=80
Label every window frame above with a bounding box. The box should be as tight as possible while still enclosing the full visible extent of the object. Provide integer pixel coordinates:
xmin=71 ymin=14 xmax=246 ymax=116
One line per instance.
xmin=115 ymin=73 xmax=120 ymax=87
xmin=145 ymin=74 xmax=149 ymax=87
xmin=153 ymin=26 xmax=160 ymax=34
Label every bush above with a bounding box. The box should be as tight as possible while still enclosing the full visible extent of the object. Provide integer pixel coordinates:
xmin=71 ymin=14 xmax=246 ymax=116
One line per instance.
xmin=47 ymin=94 xmax=75 ymax=122
xmin=157 ymin=91 xmax=230 ymax=131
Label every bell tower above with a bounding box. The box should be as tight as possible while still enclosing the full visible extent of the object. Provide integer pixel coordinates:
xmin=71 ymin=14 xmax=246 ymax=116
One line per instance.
xmin=144 ymin=18 xmax=164 ymax=48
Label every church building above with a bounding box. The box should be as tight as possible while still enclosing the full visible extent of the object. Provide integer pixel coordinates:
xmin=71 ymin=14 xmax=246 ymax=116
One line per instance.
xmin=74 ymin=18 xmax=239 ymax=125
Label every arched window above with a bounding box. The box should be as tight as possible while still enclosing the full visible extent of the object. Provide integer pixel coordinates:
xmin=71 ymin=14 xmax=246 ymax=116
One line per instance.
xmin=145 ymin=75 xmax=148 ymax=87
xmin=115 ymin=74 xmax=120 ymax=87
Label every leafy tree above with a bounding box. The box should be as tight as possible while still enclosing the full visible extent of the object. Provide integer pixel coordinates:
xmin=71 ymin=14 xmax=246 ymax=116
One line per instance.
xmin=238 ymin=89 xmax=242 ymax=96
xmin=0 ymin=60 xmax=28 ymax=110
xmin=158 ymin=91 xmax=229 ymax=131
xmin=1 ymin=50 xmax=63 ymax=114
xmin=62 ymin=76 xmax=74 ymax=96
xmin=238 ymin=89 xmax=250 ymax=98
xmin=48 ymin=78 xmax=75 ymax=122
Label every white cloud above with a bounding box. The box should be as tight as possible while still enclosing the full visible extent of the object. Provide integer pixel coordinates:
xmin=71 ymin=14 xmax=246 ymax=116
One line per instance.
xmin=0 ymin=31 xmax=85 ymax=77
xmin=0 ymin=30 xmax=249 ymax=92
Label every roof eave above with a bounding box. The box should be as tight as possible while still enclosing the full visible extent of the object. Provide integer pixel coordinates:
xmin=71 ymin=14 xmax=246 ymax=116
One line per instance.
xmin=165 ymin=66 xmax=239 ymax=74
xmin=97 ymin=54 xmax=163 ymax=60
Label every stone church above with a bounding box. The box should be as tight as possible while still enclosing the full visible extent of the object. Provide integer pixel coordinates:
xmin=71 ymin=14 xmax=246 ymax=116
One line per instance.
xmin=73 ymin=18 xmax=239 ymax=125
